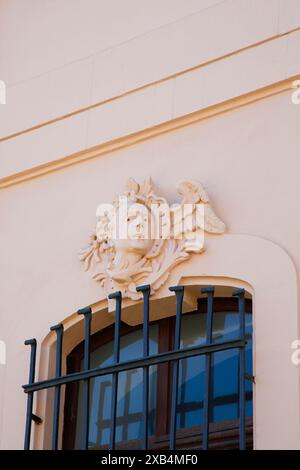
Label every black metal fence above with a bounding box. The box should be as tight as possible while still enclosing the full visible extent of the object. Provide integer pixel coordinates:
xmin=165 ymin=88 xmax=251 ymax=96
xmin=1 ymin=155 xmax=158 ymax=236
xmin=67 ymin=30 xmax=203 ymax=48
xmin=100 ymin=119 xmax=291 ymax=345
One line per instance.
xmin=23 ymin=285 xmax=249 ymax=450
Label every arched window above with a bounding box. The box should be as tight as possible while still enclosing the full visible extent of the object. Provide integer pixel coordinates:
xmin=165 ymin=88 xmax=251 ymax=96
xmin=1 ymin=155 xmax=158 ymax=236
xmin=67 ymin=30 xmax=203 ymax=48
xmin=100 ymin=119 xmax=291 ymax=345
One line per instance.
xmin=63 ymin=297 xmax=253 ymax=449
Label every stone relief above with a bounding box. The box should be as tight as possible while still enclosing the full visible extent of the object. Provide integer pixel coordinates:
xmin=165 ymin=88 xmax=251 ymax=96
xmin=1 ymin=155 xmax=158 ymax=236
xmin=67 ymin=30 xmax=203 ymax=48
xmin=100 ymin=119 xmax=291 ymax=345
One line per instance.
xmin=79 ymin=178 xmax=226 ymax=300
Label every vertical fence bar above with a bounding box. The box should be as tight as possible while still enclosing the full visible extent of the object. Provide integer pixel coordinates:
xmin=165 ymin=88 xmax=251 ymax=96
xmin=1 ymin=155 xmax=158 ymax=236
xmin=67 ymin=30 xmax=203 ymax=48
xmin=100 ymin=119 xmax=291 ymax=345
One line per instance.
xmin=24 ymin=338 xmax=37 ymax=450
xmin=50 ymin=323 xmax=64 ymax=450
xmin=78 ymin=307 xmax=92 ymax=450
xmin=202 ymin=286 xmax=214 ymax=450
xmin=108 ymin=291 xmax=122 ymax=450
xmin=169 ymin=285 xmax=184 ymax=450
xmin=136 ymin=284 xmax=151 ymax=450
xmin=233 ymin=288 xmax=246 ymax=450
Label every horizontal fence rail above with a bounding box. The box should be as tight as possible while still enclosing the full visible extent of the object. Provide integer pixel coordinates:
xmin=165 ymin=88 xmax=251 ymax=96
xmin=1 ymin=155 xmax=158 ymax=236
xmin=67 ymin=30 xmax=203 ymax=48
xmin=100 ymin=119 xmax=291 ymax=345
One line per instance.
xmin=23 ymin=285 xmax=250 ymax=450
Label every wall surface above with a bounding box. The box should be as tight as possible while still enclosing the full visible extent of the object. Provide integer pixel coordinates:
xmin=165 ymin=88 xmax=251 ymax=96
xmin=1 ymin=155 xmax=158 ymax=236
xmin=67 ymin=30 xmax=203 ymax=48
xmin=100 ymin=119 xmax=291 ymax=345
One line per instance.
xmin=1 ymin=0 xmax=300 ymax=450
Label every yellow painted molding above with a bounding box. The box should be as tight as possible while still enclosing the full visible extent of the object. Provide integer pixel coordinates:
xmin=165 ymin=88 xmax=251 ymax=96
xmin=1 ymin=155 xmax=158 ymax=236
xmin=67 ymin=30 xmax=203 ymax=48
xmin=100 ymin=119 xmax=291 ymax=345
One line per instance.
xmin=0 ymin=75 xmax=299 ymax=190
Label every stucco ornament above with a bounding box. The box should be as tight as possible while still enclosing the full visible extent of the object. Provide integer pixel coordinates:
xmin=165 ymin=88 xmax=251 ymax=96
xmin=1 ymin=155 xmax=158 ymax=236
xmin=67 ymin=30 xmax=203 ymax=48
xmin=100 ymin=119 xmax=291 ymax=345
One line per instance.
xmin=79 ymin=178 xmax=226 ymax=300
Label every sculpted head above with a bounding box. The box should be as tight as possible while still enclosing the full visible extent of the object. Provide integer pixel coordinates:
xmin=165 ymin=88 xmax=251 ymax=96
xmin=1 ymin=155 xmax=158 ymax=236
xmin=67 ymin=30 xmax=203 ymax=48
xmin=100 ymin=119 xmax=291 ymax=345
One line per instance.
xmin=80 ymin=177 xmax=226 ymax=300
xmin=96 ymin=199 xmax=155 ymax=258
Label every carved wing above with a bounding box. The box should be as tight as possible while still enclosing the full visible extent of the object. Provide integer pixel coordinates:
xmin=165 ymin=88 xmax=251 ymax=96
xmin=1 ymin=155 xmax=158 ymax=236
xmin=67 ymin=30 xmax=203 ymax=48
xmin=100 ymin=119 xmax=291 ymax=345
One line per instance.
xmin=198 ymin=203 xmax=226 ymax=234
xmin=173 ymin=180 xmax=226 ymax=240
xmin=177 ymin=179 xmax=210 ymax=204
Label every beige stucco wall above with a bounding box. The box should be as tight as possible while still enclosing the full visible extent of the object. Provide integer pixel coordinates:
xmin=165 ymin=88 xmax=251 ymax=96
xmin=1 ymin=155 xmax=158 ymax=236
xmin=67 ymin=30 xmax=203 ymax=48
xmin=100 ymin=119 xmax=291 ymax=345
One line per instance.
xmin=1 ymin=0 xmax=300 ymax=450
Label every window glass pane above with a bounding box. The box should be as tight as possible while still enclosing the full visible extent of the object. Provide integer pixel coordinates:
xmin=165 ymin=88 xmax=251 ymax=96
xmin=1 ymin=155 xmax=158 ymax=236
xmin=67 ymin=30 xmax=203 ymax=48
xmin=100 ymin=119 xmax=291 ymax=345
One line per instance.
xmin=177 ymin=313 xmax=206 ymax=429
xmin=73 ymin=305 xmax=252 ymax=448
xmin=177 ymin=311 xmax=252 ymax=429
xmin=74 ymin=325 xmax=158 ymax=449
xmin=211 ymin=313 xmax=252 ymax=421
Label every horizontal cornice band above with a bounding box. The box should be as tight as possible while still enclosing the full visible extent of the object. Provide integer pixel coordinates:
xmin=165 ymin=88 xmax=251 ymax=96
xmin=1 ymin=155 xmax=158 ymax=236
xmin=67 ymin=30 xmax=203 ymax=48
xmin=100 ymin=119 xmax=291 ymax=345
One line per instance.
xmin=0 ymin=75 xmax=298 ymax=190
xmin=1 ymin=26 xmax=300 ymax=144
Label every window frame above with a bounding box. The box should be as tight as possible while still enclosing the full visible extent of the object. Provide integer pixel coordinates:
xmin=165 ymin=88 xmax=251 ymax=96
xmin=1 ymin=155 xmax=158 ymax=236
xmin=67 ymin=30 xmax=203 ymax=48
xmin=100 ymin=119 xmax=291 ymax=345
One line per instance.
xmin=63 ymin=297 xmax=252 ymax=450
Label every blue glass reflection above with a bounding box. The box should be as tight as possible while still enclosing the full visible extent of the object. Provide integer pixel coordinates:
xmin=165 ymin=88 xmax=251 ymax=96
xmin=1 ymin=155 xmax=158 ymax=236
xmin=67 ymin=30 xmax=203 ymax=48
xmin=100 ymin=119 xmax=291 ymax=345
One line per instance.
xmin=74 ymin=310 xmax=253 ymax=448
xmin=176 ymin=312 xmax=252 ymax=429
xmin=75 ymin=326 xmax=158 ymax=449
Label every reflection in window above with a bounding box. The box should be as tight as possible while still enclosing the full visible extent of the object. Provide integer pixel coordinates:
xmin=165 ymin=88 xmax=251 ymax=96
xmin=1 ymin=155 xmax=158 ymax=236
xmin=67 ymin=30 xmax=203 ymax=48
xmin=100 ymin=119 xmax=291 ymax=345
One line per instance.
xmin=72 ymin=307 xmax=253 ymax=449
xmin=177 ymin=312 xmax=252 ymax=430
xmin=75 ymin=326 xmax=158 ymax=449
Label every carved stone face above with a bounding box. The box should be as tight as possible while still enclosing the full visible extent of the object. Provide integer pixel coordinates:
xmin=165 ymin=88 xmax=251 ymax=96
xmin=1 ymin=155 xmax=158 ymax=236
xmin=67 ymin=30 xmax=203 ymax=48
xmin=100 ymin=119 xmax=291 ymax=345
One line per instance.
xmin=113 ymin=203 xmax=153 ymax=255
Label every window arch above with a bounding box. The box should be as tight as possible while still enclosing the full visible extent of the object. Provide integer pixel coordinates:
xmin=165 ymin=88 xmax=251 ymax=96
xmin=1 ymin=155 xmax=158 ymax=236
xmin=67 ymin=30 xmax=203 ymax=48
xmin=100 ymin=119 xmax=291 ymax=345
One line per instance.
xmin=63 ymin=297 xmax=253 ymax=450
